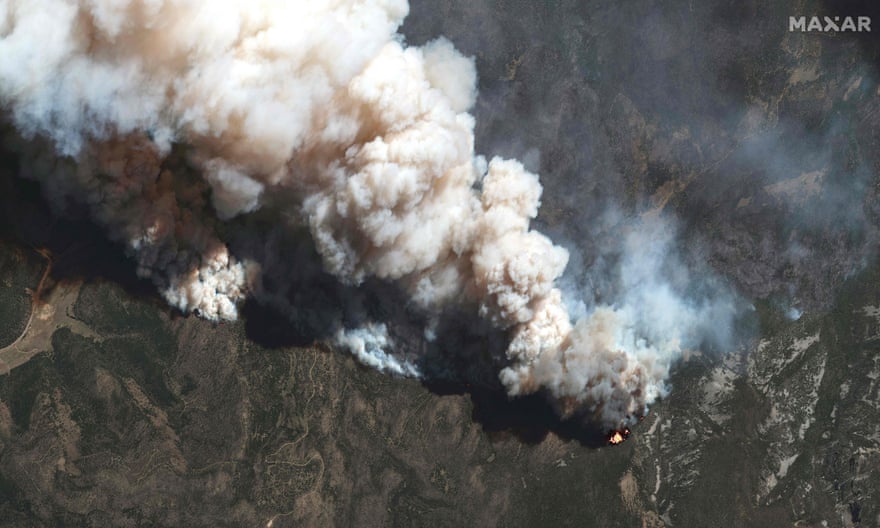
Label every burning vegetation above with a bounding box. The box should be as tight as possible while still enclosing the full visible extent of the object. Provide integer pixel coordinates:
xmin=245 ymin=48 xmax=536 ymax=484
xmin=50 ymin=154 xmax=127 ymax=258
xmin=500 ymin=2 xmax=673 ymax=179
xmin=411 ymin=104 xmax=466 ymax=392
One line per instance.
xmin=608 ymin=428 xmax=631 ymax=445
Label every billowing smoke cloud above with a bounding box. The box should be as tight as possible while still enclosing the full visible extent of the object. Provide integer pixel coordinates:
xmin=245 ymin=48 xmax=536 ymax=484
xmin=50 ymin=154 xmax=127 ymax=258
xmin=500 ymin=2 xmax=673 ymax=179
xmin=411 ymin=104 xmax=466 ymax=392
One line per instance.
xmin=335 ymin=323 xmax=421 ymax=377
xmin=0 ymin=0 xmax=737 ymax=429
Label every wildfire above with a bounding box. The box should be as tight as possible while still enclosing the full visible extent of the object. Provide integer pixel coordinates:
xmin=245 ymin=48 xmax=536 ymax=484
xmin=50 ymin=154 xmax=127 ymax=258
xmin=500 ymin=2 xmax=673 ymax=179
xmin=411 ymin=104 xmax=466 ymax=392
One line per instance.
xmin=608 ymin=428 xmax=631 ymax=445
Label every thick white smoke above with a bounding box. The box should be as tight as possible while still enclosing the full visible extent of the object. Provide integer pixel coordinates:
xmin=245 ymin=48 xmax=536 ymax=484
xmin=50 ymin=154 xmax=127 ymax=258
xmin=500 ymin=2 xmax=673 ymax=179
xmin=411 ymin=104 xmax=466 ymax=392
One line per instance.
xmin=334 ymin=323 xmax=420 ymax=377
xmin=0 ymin=0 xmax=734 ymax=429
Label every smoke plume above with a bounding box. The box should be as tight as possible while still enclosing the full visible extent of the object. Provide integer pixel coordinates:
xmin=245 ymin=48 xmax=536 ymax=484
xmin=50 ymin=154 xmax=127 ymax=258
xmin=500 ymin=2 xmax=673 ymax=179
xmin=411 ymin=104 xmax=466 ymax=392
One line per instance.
xmin=0 ymin=0 xmax=736 ymax=429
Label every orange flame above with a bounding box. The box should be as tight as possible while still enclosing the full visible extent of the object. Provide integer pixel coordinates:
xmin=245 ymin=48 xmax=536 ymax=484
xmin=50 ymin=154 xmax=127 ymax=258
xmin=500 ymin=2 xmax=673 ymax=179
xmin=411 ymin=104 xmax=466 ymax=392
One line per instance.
xmin=608 ymin=428 xmax=631 ymax=445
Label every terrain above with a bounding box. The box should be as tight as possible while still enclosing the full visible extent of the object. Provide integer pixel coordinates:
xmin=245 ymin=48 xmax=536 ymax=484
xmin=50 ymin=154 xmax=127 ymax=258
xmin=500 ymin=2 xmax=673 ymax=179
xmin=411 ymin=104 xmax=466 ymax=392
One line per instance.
xmin=0 ymin=0 xmax=879 ymax=526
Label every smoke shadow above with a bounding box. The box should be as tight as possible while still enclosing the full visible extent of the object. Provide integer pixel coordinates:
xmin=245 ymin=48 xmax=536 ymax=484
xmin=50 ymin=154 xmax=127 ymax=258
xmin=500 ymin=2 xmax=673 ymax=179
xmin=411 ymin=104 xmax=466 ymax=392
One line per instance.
xmin=426 ymin=379 xmax=612 ymax=448
xmin=230 ymin=217 xmax=437 ymax=351
xmin=239 ymin=273 xmax=426 ymax=351
xmin=0 ymin=146 xmax=160 ymax=303
xmin=234 ymin=245 xmax=617 ymax=447
xmin=412 ymin=313 xmax=613 ymax=448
